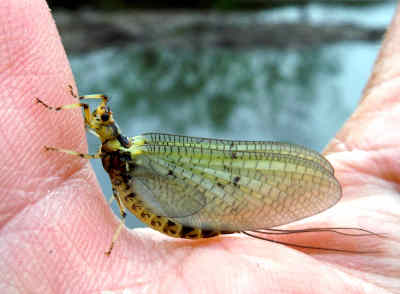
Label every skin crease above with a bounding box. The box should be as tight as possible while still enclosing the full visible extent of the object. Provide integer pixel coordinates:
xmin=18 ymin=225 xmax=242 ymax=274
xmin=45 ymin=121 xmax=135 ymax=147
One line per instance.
xmin=0 ymin=0 xmax=399 ymax=293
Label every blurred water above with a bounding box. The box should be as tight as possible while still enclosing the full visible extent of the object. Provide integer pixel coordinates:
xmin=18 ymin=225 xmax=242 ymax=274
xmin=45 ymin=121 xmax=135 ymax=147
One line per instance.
xmin=69 ymin=3 xmax=392 ymax=228
xmin=71 ymin=43 xmax=380 ymax=145
xmin=257 ymin=1 xmax=394 ymax=28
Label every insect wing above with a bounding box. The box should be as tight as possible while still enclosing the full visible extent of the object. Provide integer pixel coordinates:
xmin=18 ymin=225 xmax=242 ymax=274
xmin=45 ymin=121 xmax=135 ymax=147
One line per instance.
xmin=141 ymin=133 xmax=335 ymax=175
xmin=127 ymin=155 xmax=207 ymax=218
xmin=130 ymin=133 xmax=342 ymax=231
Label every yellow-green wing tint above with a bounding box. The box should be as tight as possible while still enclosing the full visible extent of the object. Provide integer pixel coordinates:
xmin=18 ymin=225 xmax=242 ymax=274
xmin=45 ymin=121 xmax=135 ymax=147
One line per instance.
xmin=140 ymin=133 xmax=335 ymax=175
xmin=126 ymin=155 xmax=208 ymax=218
xmin=130 ymin=132 xmax=342 ymax=232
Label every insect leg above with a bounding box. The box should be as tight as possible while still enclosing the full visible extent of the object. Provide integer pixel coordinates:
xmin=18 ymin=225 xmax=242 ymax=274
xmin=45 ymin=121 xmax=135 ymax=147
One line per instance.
xmin=105 ymin=194 xmax=126 ymax=256
xmin=36 ymin=97 xmax=95 ymax=128
xmin=44 ymin=146 xmax=101 ymax=159
xmin=36 ymin=97 xmax=88 ymax=112
xmin=108 ymin=194 xmax=115 ymax=205
xmin=78 ymin=94 xmax=109 ymax=103
xmin=43 ymin=139 xmax=103 ymax=159
xmin=68 ymin=85 xmax=109 ymax=104
xmin=37 ymin=94 xmax=102 ymax=157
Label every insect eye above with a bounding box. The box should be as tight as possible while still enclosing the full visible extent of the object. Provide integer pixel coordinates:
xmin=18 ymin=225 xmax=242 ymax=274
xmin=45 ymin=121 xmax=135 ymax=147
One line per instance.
xmin=101 ymin=113 xmax=110 ymax=122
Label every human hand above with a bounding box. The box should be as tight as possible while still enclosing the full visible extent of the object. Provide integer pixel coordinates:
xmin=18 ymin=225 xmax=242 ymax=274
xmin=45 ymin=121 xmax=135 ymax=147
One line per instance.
xmin=1 ymin=0 xmax=398 ymax=293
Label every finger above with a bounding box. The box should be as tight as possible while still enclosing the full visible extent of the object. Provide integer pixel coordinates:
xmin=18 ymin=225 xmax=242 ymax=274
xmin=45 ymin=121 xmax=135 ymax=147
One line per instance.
xmin=0 ymin=1 xmax=118 ymax=292
xmin=325 ymin=4 xmax=400 ymax=156
xmin=363 ymin=5 xmax=400 ymax=99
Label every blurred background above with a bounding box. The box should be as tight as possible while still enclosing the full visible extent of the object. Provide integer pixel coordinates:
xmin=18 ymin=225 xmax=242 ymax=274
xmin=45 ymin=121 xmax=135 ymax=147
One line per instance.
xmin=49 ymin=0 xmax=395 ymax=228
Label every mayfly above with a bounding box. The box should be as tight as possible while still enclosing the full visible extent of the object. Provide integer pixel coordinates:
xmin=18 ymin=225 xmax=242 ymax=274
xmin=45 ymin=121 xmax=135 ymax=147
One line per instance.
xmin=36 ymin=87 xmax=376 ymax=255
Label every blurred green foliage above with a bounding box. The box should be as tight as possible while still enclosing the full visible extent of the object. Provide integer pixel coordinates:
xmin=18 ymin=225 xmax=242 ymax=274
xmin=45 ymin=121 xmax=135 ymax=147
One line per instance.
xmin=47 ymin=0 xmax=385 ymax=11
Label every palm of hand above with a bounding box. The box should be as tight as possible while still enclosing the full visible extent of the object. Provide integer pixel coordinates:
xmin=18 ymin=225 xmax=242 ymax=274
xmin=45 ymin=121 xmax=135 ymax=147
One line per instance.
xmin=1 ymin=1 xmax=399 ymax=293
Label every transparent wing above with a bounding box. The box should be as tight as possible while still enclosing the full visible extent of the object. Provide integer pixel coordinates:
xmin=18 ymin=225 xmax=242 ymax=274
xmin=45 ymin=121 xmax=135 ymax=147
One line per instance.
xmin=128 ymin=133 xmax=342 ymax=231
xmin=128 ymin=156 xmax=207 ymax=218
xmin=140 ymin=132 xmax=335 ymax=175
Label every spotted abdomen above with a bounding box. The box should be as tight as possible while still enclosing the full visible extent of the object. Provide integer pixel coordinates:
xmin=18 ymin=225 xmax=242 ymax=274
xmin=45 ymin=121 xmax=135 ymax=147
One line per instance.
xmin=111 ymin=173 xmax=229 ymax=240
xmin=124 ymin=191 xmax=226 ymax=239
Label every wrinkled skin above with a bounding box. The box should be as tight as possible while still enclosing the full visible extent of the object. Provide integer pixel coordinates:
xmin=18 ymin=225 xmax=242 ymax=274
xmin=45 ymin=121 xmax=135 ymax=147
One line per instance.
xmin=0 ymin=1 xmax=399 ymax=293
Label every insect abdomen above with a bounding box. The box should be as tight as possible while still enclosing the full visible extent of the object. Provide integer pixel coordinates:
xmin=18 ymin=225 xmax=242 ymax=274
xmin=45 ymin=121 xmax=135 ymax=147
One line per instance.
xmin=129 ymin=201 xmax=224 ymax=239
